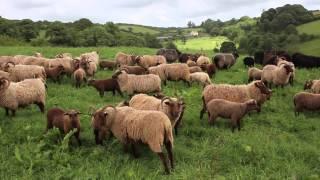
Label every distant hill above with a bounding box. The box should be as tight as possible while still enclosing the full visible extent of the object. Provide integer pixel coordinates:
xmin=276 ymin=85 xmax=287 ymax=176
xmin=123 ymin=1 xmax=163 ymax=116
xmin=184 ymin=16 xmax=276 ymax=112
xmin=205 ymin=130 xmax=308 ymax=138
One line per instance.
xmin=117 ymin=23 xmax=162 ymax=35
xmin=297 ymin=20 xmax=320 ymax=36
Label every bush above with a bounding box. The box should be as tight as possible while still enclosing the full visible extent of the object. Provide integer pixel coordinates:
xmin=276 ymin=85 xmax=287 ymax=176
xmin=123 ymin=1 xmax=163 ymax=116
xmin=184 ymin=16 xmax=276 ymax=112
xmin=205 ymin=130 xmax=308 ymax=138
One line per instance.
xmin=165 ymin=41 xmax=177 ymax=49
xmin=30 ymin=37 xmax=50 ymax=46
xmin=0 ymin=35 xmax=27 ymax=46
xmin=220 ymin=41 xmax=237 ymax=53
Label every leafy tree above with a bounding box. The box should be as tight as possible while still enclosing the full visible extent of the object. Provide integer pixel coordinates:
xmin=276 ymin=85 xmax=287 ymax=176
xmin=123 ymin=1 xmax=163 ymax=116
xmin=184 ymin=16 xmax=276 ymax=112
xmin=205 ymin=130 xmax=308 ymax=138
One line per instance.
xmin=73 ymin=18 xmax=93 ymax=31
xmin=144 ymin=33 xmax=162 ymax=48
xmin=220 ymin=41 xmax=237 ymax=53
xmin=76 ymin=26 xmax=114 ymax=46
xmin=165 ymin=41 xmax=177 ymax=49
xmin=18 ymin=19 xmax=39 ymax=42
xmin=46 ymin=22 xmax=74 ymax=46
xmin=187 ymin=21 xmax=196 ymax=28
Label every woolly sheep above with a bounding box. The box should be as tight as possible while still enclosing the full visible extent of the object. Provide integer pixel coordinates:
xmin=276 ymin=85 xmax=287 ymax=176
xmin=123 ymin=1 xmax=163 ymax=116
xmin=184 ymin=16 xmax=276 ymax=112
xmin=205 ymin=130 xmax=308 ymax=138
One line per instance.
xmin=136 ymin=55 xmax=167 ymax=69
xmin=187 ymin=59 xmax=197 ymax=67
xmin=243 ymin=56 xmax=255 ymax=67
xmin=196 ymin=56 xmax=210 ymax=66
xmin=2 ymin=62 xmax=46 ymax=82
xmin=119 ymin=65 xmax=146 ymax=75
xmin=102 ymin=106 xmax=174 ymax=174
xmin=293 ymin=92 xmax=320 ymax=115
xmin=200 ymin=80 xmax=272 ymax=119
xmin=80 ymin=51 xmax=99 ymax=65
xmin=91 ymin=105 xmax=112 ymax=145
xmin=189 ymin=66 xmax=202 ymax=73
xmin=55 ymin=53 xmax=72 ymax=59
xmin=73 ymin=63 xmax=87 ymax=88
xmin=248 ymin=67 xmax=262 ymax=82
xmin=304 ymin=80 xmax=320 ymax=94
xmin=164 ymin=63 xmax=191 ymax=86
xmin=0 ymin=70 xmax=9 ymax=79
xmin=99 ymin=60 xmax=116 ymax=70
xmin=261 ymin=64 xmax=293 ymax=88
xmin=0 ymin=77 xmax=46 ymax=116
xmin=201 ymin=63 xmax=216 ymax=78
xmin=46 ymin=108 xmax=81 ymax=145
xmin=115 ymin=52 xmax=137 ymax=67
xmin=129 ymin=93 xmax=185 ymax=135
xmin=47 ymin=57 xmax=74 ymax=76
xmin=45 ymin=65 xmax=65 ymax=83
xmin=207 ymin=99 xmax=259 ymax=132
xmin=190 ymin=72 xmax=211 ymax=86
xmin=277 ymin=59 xmax=295 ymax=85
xmin=112 ymin=70 xmax=161 ymax=95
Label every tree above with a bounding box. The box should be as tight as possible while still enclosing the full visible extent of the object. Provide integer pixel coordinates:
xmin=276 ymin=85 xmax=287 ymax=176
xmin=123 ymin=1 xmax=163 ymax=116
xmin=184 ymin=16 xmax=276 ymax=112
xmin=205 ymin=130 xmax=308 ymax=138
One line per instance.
xmin=76 ymin=26 xmax=114 ymax=46
xmin=46 ymin=22 xmax=74 ymax=46
xmin=165 ymin=41 xmax=177 ymax=49
xmin=18 ymin=19 xmax=39 ymax=42
xmin=73 ymin=18 xmax=93 ymax=30
xmin=187 ymin=21 xmax=196 ymax=28
xmin=105 ymin=22 xmax=119 ymax=35
xmin=144 ymin=33 xmax=162 ymax=48
xmin=220 ymin=41 xmax=237 ymax=53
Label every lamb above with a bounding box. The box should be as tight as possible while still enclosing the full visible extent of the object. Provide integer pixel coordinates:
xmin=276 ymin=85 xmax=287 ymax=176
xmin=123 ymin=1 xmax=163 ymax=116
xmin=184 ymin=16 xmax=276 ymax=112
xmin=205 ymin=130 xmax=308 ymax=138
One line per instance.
xmin=248 ymin=67 xmax=262 ymax=82
xmin=119 ymin=65 xmax=146 ymax=75
xmin=243 ymin=56 xmax=254 ymax=67
xmin=46 ymin=108 xmax=81 ymax=145
xmin=187 ymin=59 xmax=197 ymax=67
xmin=201 ymin=63 xmax=216 ymax=78
xmin=129 ymin=93 xmax=185 ymax=135
xmin=0 ymin=77 xmax=46 ymax=116
xmin=80 ymin=51 xmax=99 ymax=65
xmin=196 ymin=56 xmax=210 ymax=66
xmin=115 ymin=52 xmax=137 ymax=66
xmin=45 ymin=65 xmax=65 ymax=83
xmin=99 ymin=60 xmax=116 ymax=70
xmin=206 ymin=99 xmax=259 ymax=132
xmin=102 ymin=106 xmax=174 ymax=174
xmin=293 ymin=92 xmax=320 ymax=115
xmin=88 ymin=78 xmax=123 ymax=97
xmin=304 ymin=80 xmax=320 ymax=94
xmin=261 ymin=64 xmax=293 ymax=88
xmin=189 ymin=66 xmax=202 ymax=73
xmin=73 ymin=63 xmax=87 ymax=88
xmin=136 ymin=55 xmax=167 ymax=69
xmin=112 ymin=70 xmax=161 ymax=95
xmin=2 ymin=62 xmax=46 ymax=82
xmin=190 ymin=72 xmax=211 ymax=87
xmin=200 ymin=80 xmax=272 ymax=119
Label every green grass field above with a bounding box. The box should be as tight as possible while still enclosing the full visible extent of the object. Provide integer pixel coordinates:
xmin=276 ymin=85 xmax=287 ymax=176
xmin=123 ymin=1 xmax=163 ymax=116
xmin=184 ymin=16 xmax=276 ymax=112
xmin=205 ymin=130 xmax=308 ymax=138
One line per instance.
xmin=175 ymin=36 xmax=229 ymax=51
xmin=118 ymin=24 xmax=161 ymax=35
xmin=0 ymin=46 xmax=319 ymax=179
xmin=297 ymin=20 xmax=320 ymax=36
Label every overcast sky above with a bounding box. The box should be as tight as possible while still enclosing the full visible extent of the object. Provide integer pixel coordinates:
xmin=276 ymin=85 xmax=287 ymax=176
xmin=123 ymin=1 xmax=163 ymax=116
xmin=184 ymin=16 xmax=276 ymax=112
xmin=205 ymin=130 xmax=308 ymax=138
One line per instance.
xmin=0 ymin=0 xmax=319 ymax=27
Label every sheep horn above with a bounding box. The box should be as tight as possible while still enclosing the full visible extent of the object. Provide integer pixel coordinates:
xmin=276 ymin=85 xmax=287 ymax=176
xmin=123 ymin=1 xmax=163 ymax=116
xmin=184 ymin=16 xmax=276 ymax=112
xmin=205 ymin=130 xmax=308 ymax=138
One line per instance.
xmin=161 ymin=96 xmax=172 ymax=109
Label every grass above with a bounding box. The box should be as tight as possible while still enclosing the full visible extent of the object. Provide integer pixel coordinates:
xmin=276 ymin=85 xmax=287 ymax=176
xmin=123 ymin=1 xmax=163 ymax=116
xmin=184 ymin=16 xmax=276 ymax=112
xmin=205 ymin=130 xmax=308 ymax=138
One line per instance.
xmin=0 ymin=46 xmax=320 ymax=179
xmin=297 ymin=20 xmax=320 ymax=36
xmin=118 ymin=24 xmax=161 ymax=35
xmin=175 ymin=36 xmax=229 ymax=51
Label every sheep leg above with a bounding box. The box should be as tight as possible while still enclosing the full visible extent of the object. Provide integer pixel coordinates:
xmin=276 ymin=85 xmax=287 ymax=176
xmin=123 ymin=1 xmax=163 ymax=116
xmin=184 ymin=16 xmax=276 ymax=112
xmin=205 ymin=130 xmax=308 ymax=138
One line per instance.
xmin=130 ymin=143 xmax=140 ymax=158
xmin=199 ymin=96 xmax=206 ymax=119
xmin=157 ymin=152 xmax=170 ymax=174
xmin=237 ymin=119 xmax=241 ymax=131
xmin=94 ymin=129 xmax=101 ymax=145
xmin=248 ymin=77 xmax=253 ymax=83
xmin=112 ymin=90 xmax=116 ymax=96
xmin=164 ymin=80 xmax=167 ymax=86
xmin=208 ymin=114 xmax=216 ymax=126
xmin=11 ymin=110 xmax=16 ymax=117
xmin=165 ymin=141 xmax=174 ymax=170
xmin=35 ymin=102 xmax=45 ymax=113
xmin=75 ymin=130 xmax=81 ymax=146
xmin=231 ymin=119 xmax=237 ymax=133
xmin=116 ymin=87 xmax=124 ymax=97
xmin=5 ymin=108 xmax=9 ymax=116
xmin=99 ymin=91 xmax=104 ymax=97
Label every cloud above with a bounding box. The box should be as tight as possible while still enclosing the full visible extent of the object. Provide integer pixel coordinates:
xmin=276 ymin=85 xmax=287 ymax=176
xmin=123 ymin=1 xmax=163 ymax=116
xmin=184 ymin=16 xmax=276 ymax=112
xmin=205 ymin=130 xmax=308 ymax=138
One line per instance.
xmin=12 ymin=0 xmax=53 ymax=9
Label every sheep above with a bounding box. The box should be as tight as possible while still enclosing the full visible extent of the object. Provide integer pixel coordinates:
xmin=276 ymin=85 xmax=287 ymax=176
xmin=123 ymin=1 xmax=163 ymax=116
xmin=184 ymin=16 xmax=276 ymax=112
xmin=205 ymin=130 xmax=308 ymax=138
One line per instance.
xmin=91 ymin=105 xmax=111 ymax=145
xmin=55 ymin=53 xmax=72 ymax=59
xmin=0 ymin=70 xmax=9 ymax=79
xmin=243 ymin=56 xmax=254 ymax=67
xmin=99 ymin=60 xmax=116 ymax=70
xmin=2 ymin=62 xmax=46 ymax=82
xmin=102 ymin=106 xmax=174 ymax=174
xmin=304 ymin=80 xmax=320 ymax=94
xmin=178 ymin=53 xmax=191 ymax=63
xmin=0 ymin=77 xmax=46 ymax=116
xmin=80 ymin=51 xmax=99 ymax=65
xmin=136 ymin=55 xmax=167 ymax=69
xmin=129 ymin=93 xmax=185 ymax=135
xmin=112 ymin=70 xmax=161 ymax=95
xmin=189 ymin=66 xmax=202 ymax=73
xmin=201 ymin=63 xmax=216 ymax=78
xmin=292 ymin=53 xmax=320 ymax=68
xmin=46 ymin=108 xmax=81 ymax=145
xmin=73 ymin=63 xmax=87 ymax=88
xmin=248 ymin=67 xmax=262 ymax=82
xmin=200 ymin=80 xmax=272 ymax=119
xmin=119 ymin=65 xmax=146 ymax=75
xmin=206 ymin=99 xmax=259 ymax=132
xmin=293 ymin=92 xmax=320 ymax=115
xmin=45 ymin=65 xmax=65 ymax=83
xmin=277 ymin=59 xmax=295 ymax=85
xmin=190 ymin=72 xmax=211 ymax=87
xmin=88 ymin=78 xmax=123 ymax=97
xmin=115 ymin=52 xmax=137 ymax=67
xmin=187 ymin=59 xmax=197 ymax=67
xmin=213 ymin=53 xmax=237 ymax=69
xmin=196 ymin=56 xmax=210 ymax=66
xmin=261 ymin=64 xmax=293 ymax=88
xmin=86 ymin=60 xmax=97 ymax=78
xmin=156 ymin=48 xmax=179 ymax=63
xmin=47 ymin=57 xmax=74 ymax=76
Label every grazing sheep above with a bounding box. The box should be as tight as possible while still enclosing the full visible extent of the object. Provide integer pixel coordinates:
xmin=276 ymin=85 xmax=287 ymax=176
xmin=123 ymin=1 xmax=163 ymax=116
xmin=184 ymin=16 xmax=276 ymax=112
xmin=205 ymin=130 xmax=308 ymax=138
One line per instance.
xmin=201 ymin=63 xmax=216 ymax=78
xmin=88 ymin=78 xmax=123 ymax=97
xmin=120 ymin=65 xmax=146 ymax=75
xmin=156 ymin=48 xmax=179 ymax=63
xmin=115 ymin=52 xmax=137 ymax=66
xmin=112 ymin=70 xmax=161 ymax=95
xmin=213 ymin=53 xmax=238 ymax=69
xmin=189 ymin=66 xmax=202 ymax=73
xmin=102 ymin=106 xmax=174 ymax=174
xmin=136 ymin=55 xmax=167 ymax=69
xmin=261 ymin=64 xmax=293 ymax=88
xmin=207 ymin=99 xmax=259 ymax=132
xmin=292 ymin=53 xmax=320 ymax=68
xmin=45 ymin=65 xmax=65 ymax=83
xmin=200 ymin=80 xmax=272 ymax=119
xmin=46 ymin=108 xmax=81 ymax=145
xmin=304 ymin=80 xmax=320 ymax=94
xmin=293 ymin=92 xmax=320 ymax=115
xmin=196 ymin=56 xmax=210 ymax=66
xmin=248 ymin=67 xmax=262 ymax=82
xmin=47 ymin=57 xmax=74 ymax=76
xmin=190 ymin=72 xmax=211 ymax=86
xmin=73 ymin=63 xmax=87 ymax=88
xmin=2 ymin=62 xmax=46 ymax=82
xmin=99 ymin=60 xmax=116 ymax=70
xmin=129 ymin=94 xmax=185 ymax=135
xmin=187 ymin=59 xmax=197 ymax=67
xmin=243 ymin=56 xmax=254 ymax=67
xmin=277 ymin=59 xmax=295 ymax=85
xmin=80 ymin=51 xmax=99 ymax=65
xmin=0 ymin=77 xmax=46 ymax=116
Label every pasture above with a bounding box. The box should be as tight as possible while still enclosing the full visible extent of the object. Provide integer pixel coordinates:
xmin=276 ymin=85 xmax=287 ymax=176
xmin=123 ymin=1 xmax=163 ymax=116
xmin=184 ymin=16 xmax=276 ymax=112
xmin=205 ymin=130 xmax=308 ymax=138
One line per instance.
xmin=297 ymin=20 xmax=320 ymax=36
xmin=0 ymin=46 xmax=319 ymax=179
xmin=175 ymin=36 xmax=229 ymax=51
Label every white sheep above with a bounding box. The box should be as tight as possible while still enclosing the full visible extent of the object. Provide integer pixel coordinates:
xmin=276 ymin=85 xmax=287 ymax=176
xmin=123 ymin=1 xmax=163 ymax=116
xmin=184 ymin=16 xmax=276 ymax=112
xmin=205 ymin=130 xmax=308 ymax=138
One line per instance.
xmin=80 ymin=51 xmax=99 ymax=66
xmin=190 ymin=72 xmax=211 ymax=86
xmin=277 ymin=59 xmax=295 ymax=85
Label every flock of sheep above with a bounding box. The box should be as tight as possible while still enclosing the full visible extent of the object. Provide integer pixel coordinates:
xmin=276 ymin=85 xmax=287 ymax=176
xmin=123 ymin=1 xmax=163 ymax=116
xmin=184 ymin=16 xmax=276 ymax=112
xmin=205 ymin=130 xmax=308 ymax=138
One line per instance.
xmin=0 ymin=49 xmax=319 ymax=174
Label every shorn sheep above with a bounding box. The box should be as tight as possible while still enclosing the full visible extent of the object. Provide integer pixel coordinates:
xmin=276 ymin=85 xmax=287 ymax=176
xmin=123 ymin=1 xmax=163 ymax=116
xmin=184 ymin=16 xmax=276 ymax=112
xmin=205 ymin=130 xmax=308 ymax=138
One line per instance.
xmin=248 ymin=67 xmax=262 ymax=82
xmin=200 ymin=80 xmax=272 ymax=119
xmin=129 ymin=94 xmax=185 ymax=135
xmin=115 ymin=52 xmax=137 ymax=67
xmin=304 ymin=80 xmax=320 ymax=94
xmin=206 ymin=99 xmax=259 ymax=132
xmin=261 ymin=64 xmax=293 ymax=88
xmin=112 ymin=70 xmax=161 ymax=95
xmin=293 ymin=92 xmax=320 ymax=115
xmin=88 ymin=78 xmax=123 ymax=97
xmin=99 ymin=60 xmax=116 ymax=70
xmin=46 ymin=108 xmax=81 ymax=145
xmin=102 ymin=106 xmax=174 ymax=174
xmin=136 ymin=55 xmax=166 ymax=69
xmin=190 ymin=72 xmax=211 ymax=87
xmin=0 ymin=77 xmax=46 ymax=116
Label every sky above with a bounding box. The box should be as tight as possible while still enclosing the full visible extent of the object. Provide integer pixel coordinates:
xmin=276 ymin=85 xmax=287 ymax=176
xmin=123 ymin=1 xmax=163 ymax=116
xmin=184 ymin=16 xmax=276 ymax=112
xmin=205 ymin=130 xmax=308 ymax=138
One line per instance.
xmin=0 ymin=0 xmax=319 ymax=27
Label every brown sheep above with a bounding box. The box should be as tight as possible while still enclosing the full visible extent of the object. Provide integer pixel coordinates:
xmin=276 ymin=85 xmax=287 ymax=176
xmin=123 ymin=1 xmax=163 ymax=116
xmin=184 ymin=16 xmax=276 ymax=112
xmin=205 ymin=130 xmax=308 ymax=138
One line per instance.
xmin=45 ymin=65 xmax=65 ymax=83
xmin=46 ymin=108 xmax=82 ymax=145
xmin=88 ymin=79 xmax=123 ymax=97
xmin=293 ymin=92 xmax=320 ymax=116
xmin=91 ymin=106 xmax=111 ymax=145
xmin=119 ymin=65 xmax=146 ymax=75
xmin=201 ymin=63 xmax=216 ymax=78
xmin=99 ymin=60 xmax=116 ymax=70
xmin=73 ymin=62 xmax=87 ymax=88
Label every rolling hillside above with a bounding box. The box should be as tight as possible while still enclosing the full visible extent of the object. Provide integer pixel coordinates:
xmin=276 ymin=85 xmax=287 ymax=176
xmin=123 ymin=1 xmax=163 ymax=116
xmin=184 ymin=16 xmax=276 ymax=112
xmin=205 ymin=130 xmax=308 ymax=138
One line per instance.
xmin=294 ymin=20 xmax=320 ymax=55
xmin=297 ymin=20 xmax=320 ymax=36
xmin=175 ymin=36 xmax=228 ymax=50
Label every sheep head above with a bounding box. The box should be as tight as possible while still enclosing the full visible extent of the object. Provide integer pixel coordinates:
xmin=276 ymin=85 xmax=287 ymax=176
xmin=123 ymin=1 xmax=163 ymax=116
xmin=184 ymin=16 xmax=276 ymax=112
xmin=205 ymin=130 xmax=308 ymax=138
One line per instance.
xmin=112 ymin=70 xmax=127 ymax=79
xmin=161 ymin=97 xmax=185 ymax=120
xmin=64 ymin=110 xmax=81 ymax=125
xmin=134 ymin=56 xmax=142 ymax=64
xmin=0 ymin=77 xmax=10 ymax=91
xmin=254 ymin=81 xmax=272 ymax=95
xmin=304 ymin=80 xmax=313 ymax=90
xmin=3 ymin=62 xmax=15 ymax=72
xmin=283 ymin=64 xmax=293 ymax=74
xmin=245 ymin=99 xmax=259 ymax=112
xmin=87 ymin=79 xmax=96 ymax=86
xmin=103 ymin=106 xmax=117 ymax=128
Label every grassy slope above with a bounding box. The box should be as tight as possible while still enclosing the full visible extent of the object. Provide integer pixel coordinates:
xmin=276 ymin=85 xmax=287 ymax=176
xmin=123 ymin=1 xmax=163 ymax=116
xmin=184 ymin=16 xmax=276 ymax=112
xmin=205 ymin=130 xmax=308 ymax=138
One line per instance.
xmin=118 ymin=24 xmax=161 ymax=35
xmin=297 ymin=20 xmax=320 ymax=36
xmin=294 ymin=20 xmax=320 ymax=55
xmin=0 ymin=46 xmax=319 ymax=179
xmin=175 ymin=36 xmax=229 ymax=51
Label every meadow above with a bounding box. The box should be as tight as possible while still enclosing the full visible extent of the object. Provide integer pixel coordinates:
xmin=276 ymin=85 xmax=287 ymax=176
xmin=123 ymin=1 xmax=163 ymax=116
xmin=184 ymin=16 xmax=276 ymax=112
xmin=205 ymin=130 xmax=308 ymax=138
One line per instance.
xmin=0 ymin=46 xmax=319 ymax=179
xmin=175 ymin=36 xmax=229 ymax=51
